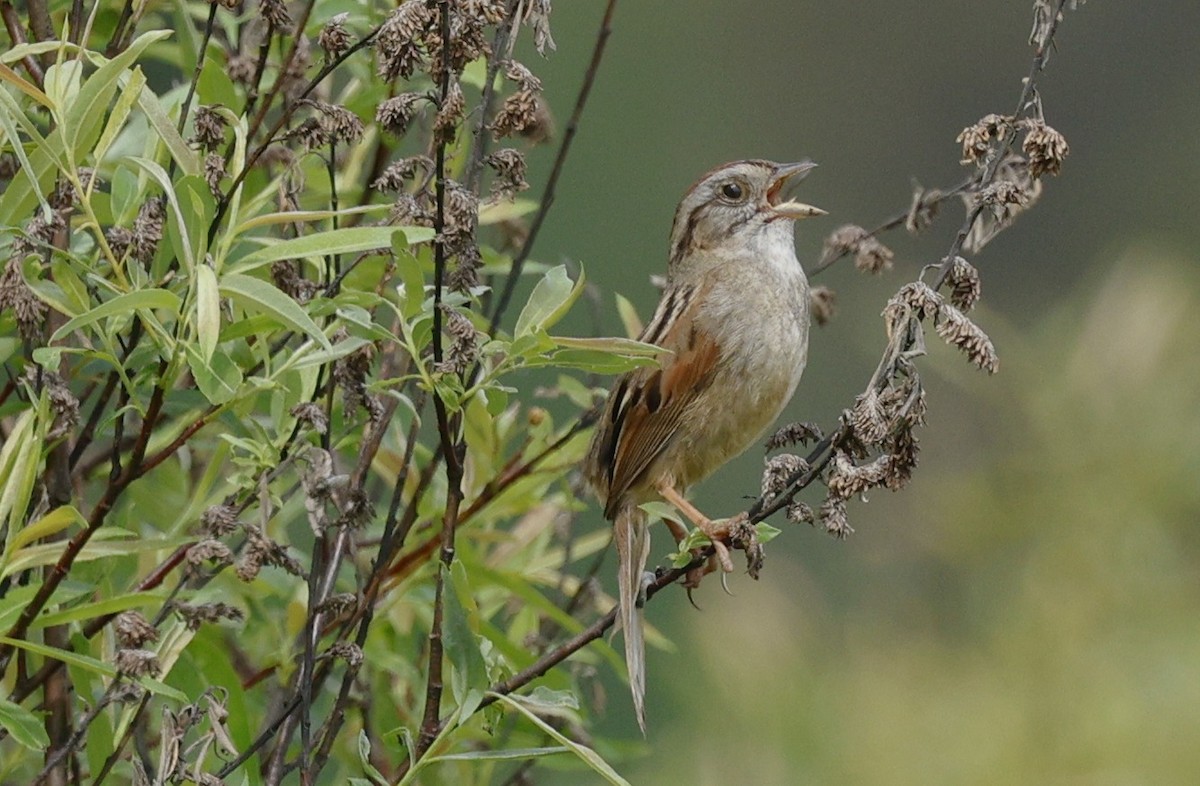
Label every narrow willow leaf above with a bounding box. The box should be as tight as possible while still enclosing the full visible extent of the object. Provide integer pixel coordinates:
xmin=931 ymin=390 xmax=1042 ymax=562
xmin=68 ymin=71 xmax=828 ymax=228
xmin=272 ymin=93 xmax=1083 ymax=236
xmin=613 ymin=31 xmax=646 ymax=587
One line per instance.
xmin=0 ymin=698 xmax=50 ymax=751
xmin=185 ymin=344 xmax=243 ymax=405
xmin=219 ymin=273 xmax=331 ymax=350
xmin=2 ymin=534 xmax=193 ymax=577
xmin=0 ymin=637 xmax=187 ymax=702
xmin=31 ymin=591 xmax=164 ymax=629
xmin=51 ymin=288 xmax=181 ymax=343
xmin=133 ymin=77 xmax=199 ymax=175
xmin=42 ymin=60 xmax=83 ymax=123
xmin=514 ymin=265 xmax=585 ymax=338
xmin=0 ymin=410 xmax=41 ymax=543
xmin=64 ymin=30 xmax=171 ymax=160
xmin=196 ymin=263 xmax=220 ymax=362
xmin=488 ymin=692 xmax=632 ymax=786
xmin=0 ymin=61 xmax=54 ymax=109
xmin=231 ymin=226 xmax=435 ymax=274
xmin=92 ymin=67 xmax=146 ymax=174
xmin=233 ymin=205 xmax=390 ymax=234
xmin=478 ymin=198 xmax=538 ymax=225
xmin=4 ymin=505 xmax=84 ymax=558
xmin=427 ymin=746 xmax=571 ymax=763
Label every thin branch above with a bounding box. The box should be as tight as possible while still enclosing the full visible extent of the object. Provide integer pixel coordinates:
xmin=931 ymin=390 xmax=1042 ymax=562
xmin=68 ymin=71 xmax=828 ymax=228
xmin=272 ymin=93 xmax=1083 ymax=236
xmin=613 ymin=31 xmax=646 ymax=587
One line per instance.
xmin=487 ymin=0 xmax=618 ymax=334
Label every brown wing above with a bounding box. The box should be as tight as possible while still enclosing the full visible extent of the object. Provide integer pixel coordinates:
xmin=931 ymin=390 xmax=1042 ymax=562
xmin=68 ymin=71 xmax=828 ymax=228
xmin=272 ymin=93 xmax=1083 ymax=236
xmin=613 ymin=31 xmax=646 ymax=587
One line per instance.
xmin=589 ymin=281 xmax=720 ymax=520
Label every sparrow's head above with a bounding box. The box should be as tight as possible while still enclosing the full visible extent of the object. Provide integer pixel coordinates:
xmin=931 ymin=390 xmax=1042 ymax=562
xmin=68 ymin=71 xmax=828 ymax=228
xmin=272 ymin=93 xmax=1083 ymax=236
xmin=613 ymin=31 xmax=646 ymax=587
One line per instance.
xmin=668 ymin=159 xmax=825 ymax=268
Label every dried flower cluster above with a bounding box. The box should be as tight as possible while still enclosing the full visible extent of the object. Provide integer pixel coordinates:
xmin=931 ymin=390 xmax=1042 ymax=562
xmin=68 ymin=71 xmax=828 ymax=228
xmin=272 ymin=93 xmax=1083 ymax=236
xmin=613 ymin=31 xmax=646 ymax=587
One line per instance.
xmin=821 ymin=224 xmax=895 ymax=274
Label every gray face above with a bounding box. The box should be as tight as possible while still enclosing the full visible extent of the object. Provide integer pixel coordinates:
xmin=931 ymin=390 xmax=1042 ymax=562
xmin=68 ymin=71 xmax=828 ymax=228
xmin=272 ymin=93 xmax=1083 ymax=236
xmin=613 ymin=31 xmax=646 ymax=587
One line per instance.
xmin=668 ymin=161 xmax=778 ymax=266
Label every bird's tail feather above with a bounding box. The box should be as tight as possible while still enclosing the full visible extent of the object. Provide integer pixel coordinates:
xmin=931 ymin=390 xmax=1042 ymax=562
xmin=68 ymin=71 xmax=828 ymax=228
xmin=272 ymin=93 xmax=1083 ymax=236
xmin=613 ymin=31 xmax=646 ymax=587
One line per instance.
xmin=615 ymin=504 xmax=651 ymax=734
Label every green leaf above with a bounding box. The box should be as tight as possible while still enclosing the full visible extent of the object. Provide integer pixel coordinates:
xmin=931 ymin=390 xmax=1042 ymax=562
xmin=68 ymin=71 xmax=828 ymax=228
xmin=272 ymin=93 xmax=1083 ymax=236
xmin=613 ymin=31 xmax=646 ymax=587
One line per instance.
xmin=614 ymin=293 xmax=644 ymax=338
xmin=3 ymin=533 xmax=193 ymax=577
xmin=514 ymin=265 xmax=585 ymax=338
xmin=219 ymin=273 xmax=331 ymax=350
xmin=232 ymin=226 xmax=435 ymax=274
xmin=0 ymin=410 xmax=41 ymax=545
xmin=196 ymin=263 xmax=220 ymax=362
xmin=134 ymin=77 xmax=199 ymax=175
xmin=43 ymin=61 xmax=83 ymax=121
xmin=31 ymin=591 xmax=165 ymax=629
xmin=427 ymin=746 xmax=571 ymax=763
xmin=65 ymin=30 xmax=171 ymax=161
xmin=357 ymin=730 xmax=389 ymax=786
xmin=444 ymin=563 xmax=487 ymax=713
xmin=185 ymin=344 xmax=243 ymax=405
xmin=5 ymin=505 xmax=84 ymax=557
xmin=51 ymin=288 xmax=181 ymax=343
xmin=488 ymin=692 xmax=631 ymax=786
xmin=0 ymin=698 xmax=50 ymax=751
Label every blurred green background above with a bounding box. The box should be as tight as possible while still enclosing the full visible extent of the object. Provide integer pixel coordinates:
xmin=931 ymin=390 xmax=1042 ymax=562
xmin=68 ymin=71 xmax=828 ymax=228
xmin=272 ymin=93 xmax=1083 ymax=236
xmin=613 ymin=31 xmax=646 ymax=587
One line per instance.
xmin=514 ymin=2 xmax=1200 ymax=783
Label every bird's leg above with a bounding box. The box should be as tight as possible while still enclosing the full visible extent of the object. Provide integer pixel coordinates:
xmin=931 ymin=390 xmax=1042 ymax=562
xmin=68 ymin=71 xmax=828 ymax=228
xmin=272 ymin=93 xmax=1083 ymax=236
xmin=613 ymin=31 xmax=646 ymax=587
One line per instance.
xmin=655 ymin=482 xmax=735 ymax=574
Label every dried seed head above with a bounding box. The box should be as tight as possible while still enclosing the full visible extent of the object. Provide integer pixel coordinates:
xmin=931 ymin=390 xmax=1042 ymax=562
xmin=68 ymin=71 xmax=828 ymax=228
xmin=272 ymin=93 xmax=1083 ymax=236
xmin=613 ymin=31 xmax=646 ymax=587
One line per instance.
xmin=204 ymin=152 xmax=226 ymax=198
xmin=200 ymin=504 xmax=239 ymax=537
xmin=132 ymin=197 xmax=166 ymax=264
xmin=226 ymin=52 xmax=256 ymax=85
xmin=376 ymin=93 xmax=426 ymax=137
xmin=258 ymin=0 xmax=292 ymax=32
xmin=326 ymin=641 xmax=364 ymax=668
xmin=175 ymin=601 xmax=246 ymax=630
xmin=504 ymin=60 xmax=543 ymax=92
xmin=434 ymin=81 xmax=466 ymax=143
xmin=521 ymin=0 xmax=556 ymax=54
xmin=808 ymin=285 xmax=836 ymax=327
xmin=956 ymin=113 xmax=1009 ymax=166
xmin=818 ymin=495 xmax=853 ymax=539
xmin=114 ymin=611 xmax=159 ymax=648
xmin=114 ymin=648 xmax=160 ymax=677
xmin=492 ymin=89 xmax=540 ymax=139
xmin=388 ymin=193 xmax=431 ymax=227
xmin=238 ymin=525 xmax=305 ymax=581
xmin=374 ymin=155 xmax=433 ymax=192
xmin=826 ymin=452 xmax=891 ymax=499
xmin=761 ymin=453 xmax=810 ymax=500
xmin=963 ymin=154 xmax=1042 ymax=253
xmin=1021 ymin=119 xmax=1070 ymax=177
xmin=333 ymin=333 xmax=375 ymax=417
xmin=448 ymin=244 xmax=483 ymax=294
xmin=191 ymin=105 xmax=227 ymax=151
xmin=319 ymin=13 xmax=353 ymax=58
xmin=891 ymin=281 xmax=943 ymax=321
xmin=376 ymin=1 xmax=432 ymax=80
xmin=0 ymin=256 xmax=48 ymax=340
xmin=313 ymin=101 xmax=364 ymax=145
xmin=271 ymin=259 xmax=319 ymax=303
xmin=464 ymin=0 xmax=508 ymax=24
xmin=820 ymin=224 xmax=894 ymax=274
xmin=443 ymin=179 xmax=479 ymax=243
xmin=765 ymin=421 xmax=824 ymax=451
xmin=291 ymin=117 xmax=330 ymax=150
xmin=186 ymin=538 xmax=234 ymax=566
xmin=849 ymin=389 xmax=889 ymax=445
xmin=435 ymin=305 xmax=479 ymax=375
xmin=935 ymin=303 xmax=998 ymax=373
xmin=425 ymin=13 xmax=491 ymax=80
xmin=786 ymin=500 xmax=815 ymax=526
xmin=485 ymin=148 xmax=529 ymax=199
xmin=945 ymin=256 xmax=981 ymax=311
xmin=318 ymin=592 xmax=358 ymax=615
xmin=291 ymin=401 xmax=329 ymax=434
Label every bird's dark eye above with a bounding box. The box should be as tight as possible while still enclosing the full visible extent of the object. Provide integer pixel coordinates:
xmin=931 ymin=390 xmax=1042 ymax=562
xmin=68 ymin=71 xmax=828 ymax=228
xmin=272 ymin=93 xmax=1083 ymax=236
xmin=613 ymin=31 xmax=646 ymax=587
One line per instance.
xmin=720 ymin=182 xmax=743 ymax=201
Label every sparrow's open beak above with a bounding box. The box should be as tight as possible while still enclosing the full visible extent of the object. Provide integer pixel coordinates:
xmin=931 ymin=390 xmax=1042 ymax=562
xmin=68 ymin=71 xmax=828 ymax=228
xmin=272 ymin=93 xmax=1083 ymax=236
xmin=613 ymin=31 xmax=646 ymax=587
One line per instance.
xmin=767 ymin=161 xmax=826 ymax=220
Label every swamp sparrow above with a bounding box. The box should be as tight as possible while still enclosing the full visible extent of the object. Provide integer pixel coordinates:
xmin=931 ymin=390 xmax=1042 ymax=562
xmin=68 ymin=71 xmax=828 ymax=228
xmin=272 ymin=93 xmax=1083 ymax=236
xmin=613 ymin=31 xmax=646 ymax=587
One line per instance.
xmin=584 ymin=159 xmax=824 ymax=732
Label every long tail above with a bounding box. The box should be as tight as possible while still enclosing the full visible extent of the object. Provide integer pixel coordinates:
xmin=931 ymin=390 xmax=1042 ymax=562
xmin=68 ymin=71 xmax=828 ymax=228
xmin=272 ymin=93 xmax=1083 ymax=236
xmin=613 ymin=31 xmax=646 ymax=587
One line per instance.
xmin=614 ymin=504 xmax=651 ymax=734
